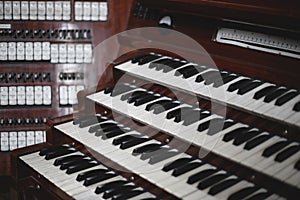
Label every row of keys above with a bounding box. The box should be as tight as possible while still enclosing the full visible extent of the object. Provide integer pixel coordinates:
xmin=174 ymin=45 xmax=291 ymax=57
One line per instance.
xmin=21 ymin=145 xmax=158 ymax=199
xmin=0 ymin=42 xmax=93 ymax=63
xmin=115 ymin=53 xmax=300 ymax=127
xmin=0 ymin=1 xmax=71 ymax=21
xmin=0 ymin=85 xmax=51 ymax=106
xmin=0 ymin=29 xmax=91 ymax=40
xmin=74 ymin=1 xmax=108 ymax=21
xmin=87 ymin=83 xmax=300 ymax=188
xmin=54 ymin=116 xmax=286 ymax=199
xmin=59 ymin=85 xmax=84 ymax=106
xmin=0 ymin=130 xmax=46 ymax=151
xmin=0 ymin=117 xmax=47 ymax=126
xmin=59 ymin=72 xmax=84 ymax=81
xmin=0 ymin=72 xmax=51 ymax=83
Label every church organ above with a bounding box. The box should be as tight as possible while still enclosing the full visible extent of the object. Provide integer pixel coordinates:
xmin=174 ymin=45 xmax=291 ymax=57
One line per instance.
xmin=5 ymin=0 xmax=300 ymax=199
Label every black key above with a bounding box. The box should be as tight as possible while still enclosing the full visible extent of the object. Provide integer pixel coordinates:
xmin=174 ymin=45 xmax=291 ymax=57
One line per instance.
xmin=149 ymin=149 xmax=180 ymax=164
xmin=227 ymin=79 xmax=253 ymax=92
xmin=127 ymin=91 xmax=152 ymax=103
xmin=293 ymin=101 xmax=300 ymax=112
xmin=105 ymin=84 xmax=135 ymax=97
xmin=294 ymin=159 xmax=300 ymax=170
xmin=79 ymin=116 xmax=107 ymax=128
xmin=132 ymin=143 xmax=164 ymax=155
xmin=245 ymin=192 xmax=271 ymax=200
xmin=187 ymin=169 xmax=218 ymax=184
xmin=163 ymin=157 xmax=195 ymax=172
xmin=166 ymin=107 xmax=192 ymax=120
xmin=94 ymin=123 xmax=120 ymax=136
xmin=228 ymin=186 xmax=259 ymax=200
xmin=197 ymin=173 xmax=229 ymax=190
xmin=103 ymin=185 xmax=138 ymax=199
xmin=66 ymin=161 xmax=99 ymax=174
xmin=208 ymin=178 xmax=240 ymax=195
xmin=120 ymin=90 xmax=145 ymax=101
xmin=102 ymin=128 xmax=128 ymax=140
xmin=54 ymin=154 xmax=86 ymax=166
xmin=223 ymin=127 xmax=252 ymax=142
xmin=182 ymin=110 xmax=210 ymax=126
xmin=237 ymin=81 xmax=263 ymax=95
xmin=95 ymin=180 xmax=129 ymax=194
xmin=89 ymin=122 xmax=117 ymax=133
xmin=120 ymin=137 xmax=151 ymax=150
xmin=39 ymin=144 xmax=71 ymax=156
xmin=132 ymin=54 xmax=161 ymax=65
xmin=213 ymin=73 xmax=237 ymax=88
xmin=262 ymin=140 xmax=290 ymax=158
xmin=233 ymin=130 xmax=262 ymax=146
xmin=73 ymin=115 xmax=94 ymax=125
xmin=140 ymin=147 xmax=168 ymax=161
xmin=45 ymin=148 xmax=77 ymax=160
xmin=203 ymin=71 xmax=222 ymax=85
xmin=253 ymin=85 xmax=278 ymax=100
xmin=60 ymin=157 xmax=93 ymax=170
xmin=112 ymin=134 xmax=142 ymax=146
xmin=275 ymin=145 xmax=300 ymax=162
xmin=175 ymin=65 xmax=206 ymax=79
xmin=159 ymin=60 xmax=186 ymax=73
xmin=84 ymin=173 xmax=117 ymax=186
xmin=172 ymin=162 xmax=204 ymax=177
xmin=275 ymin=91 xmax=299 ymax=106
xmin=197 ymin=118 xmax=234 ymax=134
xmin=149 ymin=58 xmax=173 ymax=69
xmin=175 ymin=109 xmax=200 ymax=123
xmin=146 ymin=100 xmax=180 ymax=114
xmin=244 ymin=134 xmax=272 ymax=150
xmin=134 ymin=95 xmax=161 ymax=106
xmin=112 ymin=189 xmax=145 ymax=200
xmin=264 ymin=88 xmax=289 ymax=103
xmin=77 ymin=169 xmax=109 ymax=181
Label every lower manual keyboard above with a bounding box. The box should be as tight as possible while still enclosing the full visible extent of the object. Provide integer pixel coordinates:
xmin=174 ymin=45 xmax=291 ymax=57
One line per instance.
xmin=54 ymin=114 xmax=286 ymax=199
xmin=87 ymin=83 xmax=300 ymax=189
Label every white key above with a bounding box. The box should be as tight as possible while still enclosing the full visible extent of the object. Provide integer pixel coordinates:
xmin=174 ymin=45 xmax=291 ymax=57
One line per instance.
xmin=43 ymin=86 xmax=52 ymax=105
xmin=75 ymin=44 xmax=83 ymax=63
xmin=91 ymin=2 xmax=99 ymax=21
xmin=62 ymin=1 xmax=70 ymax=20
xmin=83 ymin=2 xmax=91 ymax=21
xmin=18 ymin=131 xmax=26 ymax=148
xmin=0 ymin=2 xmax=3 ymax=20
xmin=12 ymin=1 xmax=20 ymax=20
xmin=9 ymin=132 xmax=18 ymax=150
xmin=8 ymin=86 xmax=17 ymax=105
xmin=0 ymin=42 xmax=7 ymax=61
xmin=8 ymin=42 xmax=16 ymax=61
xmin=54 ymin=1 xmax=62 ymax=20
xmin=29 ymin=1 xmax=37 ymax=20
xmin=46 ymin=1 xmax=54 ymax=20
xmin=0 ymin=132 xmax=9 ymax=151
xmin=74 ymin=1 xmax=83 ymax=21
xmin=59 ymin=85 xmax=68 ymax=105
xmin=37 ymin=1 xmax=45 ymax=20
xmin=99 ymin=2 xmax=108 ymax=21
xmin=25 ymin=42 xmax=33 ymax=60
xmin=67 ymin=44 xmax=75 ymax=63
xmin=33 ymin=42 xmax=42 ymax=61
xmin=26 ymin=86 xmax=34 ymax=105
xmin=50 ymin=44 xmax=59 ymax=63
xmin=26 ymin=131 xmax=35 ymax=146
xmin=4 ymin=1 xmax=12 ymax=20
xmin=16 ymin=42 xmax=25 ymax=60
xmin=42 ymin=42 xmax=51 ymax=60
xmin=34 ymin=86 xmax=43 ymax=105
xmin=20 ymin=1 xmax=29 ymax=20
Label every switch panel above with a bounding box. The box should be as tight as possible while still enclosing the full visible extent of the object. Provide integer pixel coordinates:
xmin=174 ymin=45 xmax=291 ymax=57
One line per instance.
xmin=59 ymin=85 xmax=84 ymax=106
xmin=75 ymin=1 xmax=108 ymax=21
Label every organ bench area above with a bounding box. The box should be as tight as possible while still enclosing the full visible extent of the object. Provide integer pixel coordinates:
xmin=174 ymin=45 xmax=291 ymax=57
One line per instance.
xmin=0 ymin=0 xmax=133 ymax=180
xmin=9 ymin=0 xmax=300 ymax=200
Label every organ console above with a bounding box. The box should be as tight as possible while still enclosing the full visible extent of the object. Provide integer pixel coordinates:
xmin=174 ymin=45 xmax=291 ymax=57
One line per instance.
xmin=9 ymin=0 xmax=300 ymax=199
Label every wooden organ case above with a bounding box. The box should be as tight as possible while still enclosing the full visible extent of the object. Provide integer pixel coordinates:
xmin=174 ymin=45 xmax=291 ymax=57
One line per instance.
xmin=12 ymin=0 xmax=300 ymax=199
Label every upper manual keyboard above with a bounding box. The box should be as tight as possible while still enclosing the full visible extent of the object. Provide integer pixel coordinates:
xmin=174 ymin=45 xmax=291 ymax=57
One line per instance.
xmin=115 ymin=53 xmax=300 ymax=128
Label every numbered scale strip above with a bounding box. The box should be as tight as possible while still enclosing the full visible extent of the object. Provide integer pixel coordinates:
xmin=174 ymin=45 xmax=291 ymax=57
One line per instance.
xmin=53 ymin=115 xmax=286 ymax=199
xmin=87 ymin=83 xmax=300 ymax=189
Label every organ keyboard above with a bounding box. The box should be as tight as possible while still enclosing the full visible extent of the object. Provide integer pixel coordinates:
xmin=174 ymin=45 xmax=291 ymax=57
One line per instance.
xmin=12 ymin=0 xmax=300 ymax=199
